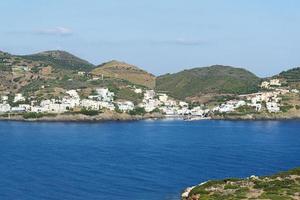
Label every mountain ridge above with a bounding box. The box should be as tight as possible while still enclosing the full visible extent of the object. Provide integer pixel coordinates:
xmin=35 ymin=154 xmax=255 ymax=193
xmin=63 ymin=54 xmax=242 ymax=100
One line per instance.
xmin=1 ymin=49 xmax=300 ymax=101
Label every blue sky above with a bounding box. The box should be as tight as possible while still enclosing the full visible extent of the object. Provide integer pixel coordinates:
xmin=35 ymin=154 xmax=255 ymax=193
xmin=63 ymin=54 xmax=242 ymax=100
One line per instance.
xmin=0 ymin=0 xmax=299 ymax=77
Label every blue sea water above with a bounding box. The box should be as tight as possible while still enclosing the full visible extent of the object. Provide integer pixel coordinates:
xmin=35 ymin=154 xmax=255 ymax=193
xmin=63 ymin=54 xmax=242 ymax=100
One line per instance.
xmin=0 ymin=120 xmax=300 ymax=200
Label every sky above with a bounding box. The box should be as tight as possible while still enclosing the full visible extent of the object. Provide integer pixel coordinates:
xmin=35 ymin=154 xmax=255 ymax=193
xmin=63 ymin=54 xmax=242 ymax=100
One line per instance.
xmin=0 ymin=0 xmax=299 ymax=77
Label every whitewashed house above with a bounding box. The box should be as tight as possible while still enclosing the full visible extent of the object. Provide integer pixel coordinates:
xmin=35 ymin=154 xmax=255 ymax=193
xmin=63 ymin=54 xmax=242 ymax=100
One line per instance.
xmin=261 ymin=81 xmax=270 ymax=89
xmin=0 ymin=104 xmax=11 ymax=113
xmin=14 ymin=93 xmax=25 ymax=103
xmin=80 ymin=99 xmax=101 ymax=110
xmin=134 ymin=88 xmax=142 ymax=94
xmin=266 ymin=102 xmax=280 ymax=113
xmin=116 ymin=101 xmax=134 ymax=112
xmin=99 ymin=101 xmax=115 ymax=111
xmin=270 ymin=79 xmax=281 ymax=86
xmin=96 ymin=88 xmax=114 ymax=102
xmin=179 ymin=101 xmax=189 ymax=108
xmin=158 ymin=93 xmax=168 ymax=103
xmin=144 ymin=90 xmax=155 ymax=100
xmin=1 ymin=96 xmax=8 ymax=103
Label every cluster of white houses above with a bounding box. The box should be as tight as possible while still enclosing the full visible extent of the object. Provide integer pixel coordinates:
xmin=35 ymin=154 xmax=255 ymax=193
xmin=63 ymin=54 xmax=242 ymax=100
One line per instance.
xmin=0 ymin=87 xmax=206 ymax=117
xmin=0 ymin=78 xmax=299 ymax=117
xmin=214 ymin=79 xmax=299 ymax=114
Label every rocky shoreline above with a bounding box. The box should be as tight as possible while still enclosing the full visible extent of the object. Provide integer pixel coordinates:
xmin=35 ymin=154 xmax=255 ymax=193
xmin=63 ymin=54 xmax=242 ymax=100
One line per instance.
xmin=1 ymin=111 xmax=300 ymax=123
xmin=211 ymin=111 xmax=300 ymax=120
xmin=0 ymin=112 xmax=165 ymax=122
xmin=181 ymin=167 xmax=300 ymax=200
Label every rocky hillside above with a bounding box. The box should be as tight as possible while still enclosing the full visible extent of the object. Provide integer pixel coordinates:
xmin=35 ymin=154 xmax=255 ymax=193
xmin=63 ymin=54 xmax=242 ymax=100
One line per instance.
xmin=182 ymin=167 xmax=300 ymax=200
xmin=156 ymin=65 xmax=261 ymax=100
xmin=21 ymin=50 xmax=95 ymax=71
xmin=0 ymin=50 xmax=154 ymax=101
xmin=91 ymin=60 xmax=156 ymax=88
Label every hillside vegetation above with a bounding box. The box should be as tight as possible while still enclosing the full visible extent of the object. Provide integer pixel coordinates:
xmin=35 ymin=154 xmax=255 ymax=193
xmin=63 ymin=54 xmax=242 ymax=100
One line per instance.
xmin=156 ymin=65 xmax=261 ymax=100
xmin=183 ymin=167 xmax=300 ymax=200
xmin=0 ymin=50 xmax=155 ymax=101
xmin=22 ymin=50 xmax=95 ymax=71
xmin=92 ymin=60 xmax=156 ymax=88
xmin=1 ymin=49 xmax=300 ymax=103
xmin=278 ymin=67 xmax=300 ymax=82
xmin=277 ymin=67 xmax=300 ymax=89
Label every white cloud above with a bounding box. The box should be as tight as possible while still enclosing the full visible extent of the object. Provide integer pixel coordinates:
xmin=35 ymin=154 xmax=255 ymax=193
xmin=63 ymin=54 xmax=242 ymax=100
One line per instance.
xmin=36 ymin=27 xmax=73 ymax=36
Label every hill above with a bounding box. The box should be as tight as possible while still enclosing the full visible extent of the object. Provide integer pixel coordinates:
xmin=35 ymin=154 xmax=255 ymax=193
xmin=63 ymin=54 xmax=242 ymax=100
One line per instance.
xmin=182 ymin=167 xmax=300 ymax=200
xmin=277 ymin=67 xmax=300 ymax=89
xmin=278 ymin=67 xmax=300 ymax=82
xmin=21 ymin=50 xmax=94 ymax=71
xmin=156 ymin=65 xmax=261 ymax=100
xmin=91 ymin=60 xmax=156 ymax=88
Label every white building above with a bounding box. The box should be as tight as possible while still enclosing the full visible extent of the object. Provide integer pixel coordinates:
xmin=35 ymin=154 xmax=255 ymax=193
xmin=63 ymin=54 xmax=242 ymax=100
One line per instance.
xmin=11 ymin=106 xmax=26 ymax=113
xmin=1 ymin=96 xmax=8 ymax=103
xmin=134 ymin=88 xmax=142 ymax=94
xmin=261 ymin=81 xmax=270 ymax=89
xmin=179 ymin=101 xmax=189 ymax=108
xmin=270 ymin=79 xmax=281 ymax=86
xmin=80 ymin=99 xmax=101 ymax=110
xmin=39 ymin=100 xmax=69 ymax=113
xmin=89 ymin=88 xmax=114 ymax=102
xmin=266 ymin=102 xmax=280 ymax=113
xmin=190 ymin=106 xmax=204 ymax=116
xmin=144 ymin=90 xmax=155 ymax=100
xmin=99 ymin=101 xmax=115 ymax=111
xmin=117 ymin=101 xmax=134 ymax=112
xmin=14 ymin=93 xmax=25 ymax=103
xmin=158 ymin=93 xmax=168 ymax=103
xmin=0 ymin=104 xmax=11 ymax=113
xmin=218 ymin=104 xmax=235 ymax=113
xmin=66 ymin=90 xmax=80 ymax=99
xmin=291 ymin=89 xmax=299 ymax=94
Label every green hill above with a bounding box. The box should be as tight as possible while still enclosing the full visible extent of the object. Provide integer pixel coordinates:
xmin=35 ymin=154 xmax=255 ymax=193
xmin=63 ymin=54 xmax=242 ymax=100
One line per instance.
xmin=278 ymin=67 xmax=300 ymax=83
xmin=156 ymin=65 xmax=261 ymax=100
xmin=22 ymin=50 xmax=95 ymax=71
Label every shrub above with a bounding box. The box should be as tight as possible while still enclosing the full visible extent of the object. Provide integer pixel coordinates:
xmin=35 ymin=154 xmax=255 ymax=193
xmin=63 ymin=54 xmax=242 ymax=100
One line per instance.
xmin=23 ymin=112 xmax=45 ymax=119
xmin=79 ymin=108 xmax=99 ymax=116
xmin=280 ymin=105 xmax=294 ymax=112
xmin=129 ymin=107 xmax=146 ymax=116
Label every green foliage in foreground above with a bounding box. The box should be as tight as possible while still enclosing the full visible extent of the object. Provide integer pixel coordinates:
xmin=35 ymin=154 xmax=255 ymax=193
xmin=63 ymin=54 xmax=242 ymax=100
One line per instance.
xmin=23 ymin=112 xmax=56 ymax=119
xmin=186 ymin=167 xmax=300 ymax=200
xmin=129 ymin=107 xmax=146 ymax=116
xmin=79 ymin=108 xmax=100 ymax=116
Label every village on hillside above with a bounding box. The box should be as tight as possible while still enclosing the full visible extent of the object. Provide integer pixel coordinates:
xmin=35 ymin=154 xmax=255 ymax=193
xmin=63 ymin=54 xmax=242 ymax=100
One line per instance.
xmin=0 ymin=77 xmax=299 ymax=120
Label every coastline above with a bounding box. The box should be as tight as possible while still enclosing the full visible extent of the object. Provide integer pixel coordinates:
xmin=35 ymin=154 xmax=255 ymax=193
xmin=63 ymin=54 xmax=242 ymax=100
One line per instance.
xmin=1 ymin=112 xmax=300 ymax=123
xmin=211 ymin=112 xmax=300 ymax=121
xmin=0 ymin=112 xmax=165 ymax=123
xmin=181 ymin=167 xmax=300 ymax=200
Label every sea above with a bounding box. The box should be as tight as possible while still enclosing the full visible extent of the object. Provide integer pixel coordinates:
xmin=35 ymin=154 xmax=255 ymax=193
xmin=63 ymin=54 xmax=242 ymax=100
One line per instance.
xmin=0 ymin=119 xmax=299 ymax=200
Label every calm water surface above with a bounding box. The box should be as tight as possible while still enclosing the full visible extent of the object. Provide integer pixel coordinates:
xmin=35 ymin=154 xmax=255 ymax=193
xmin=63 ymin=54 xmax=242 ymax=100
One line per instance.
xmin=0 ymin=120 xmax=300 ymax=200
